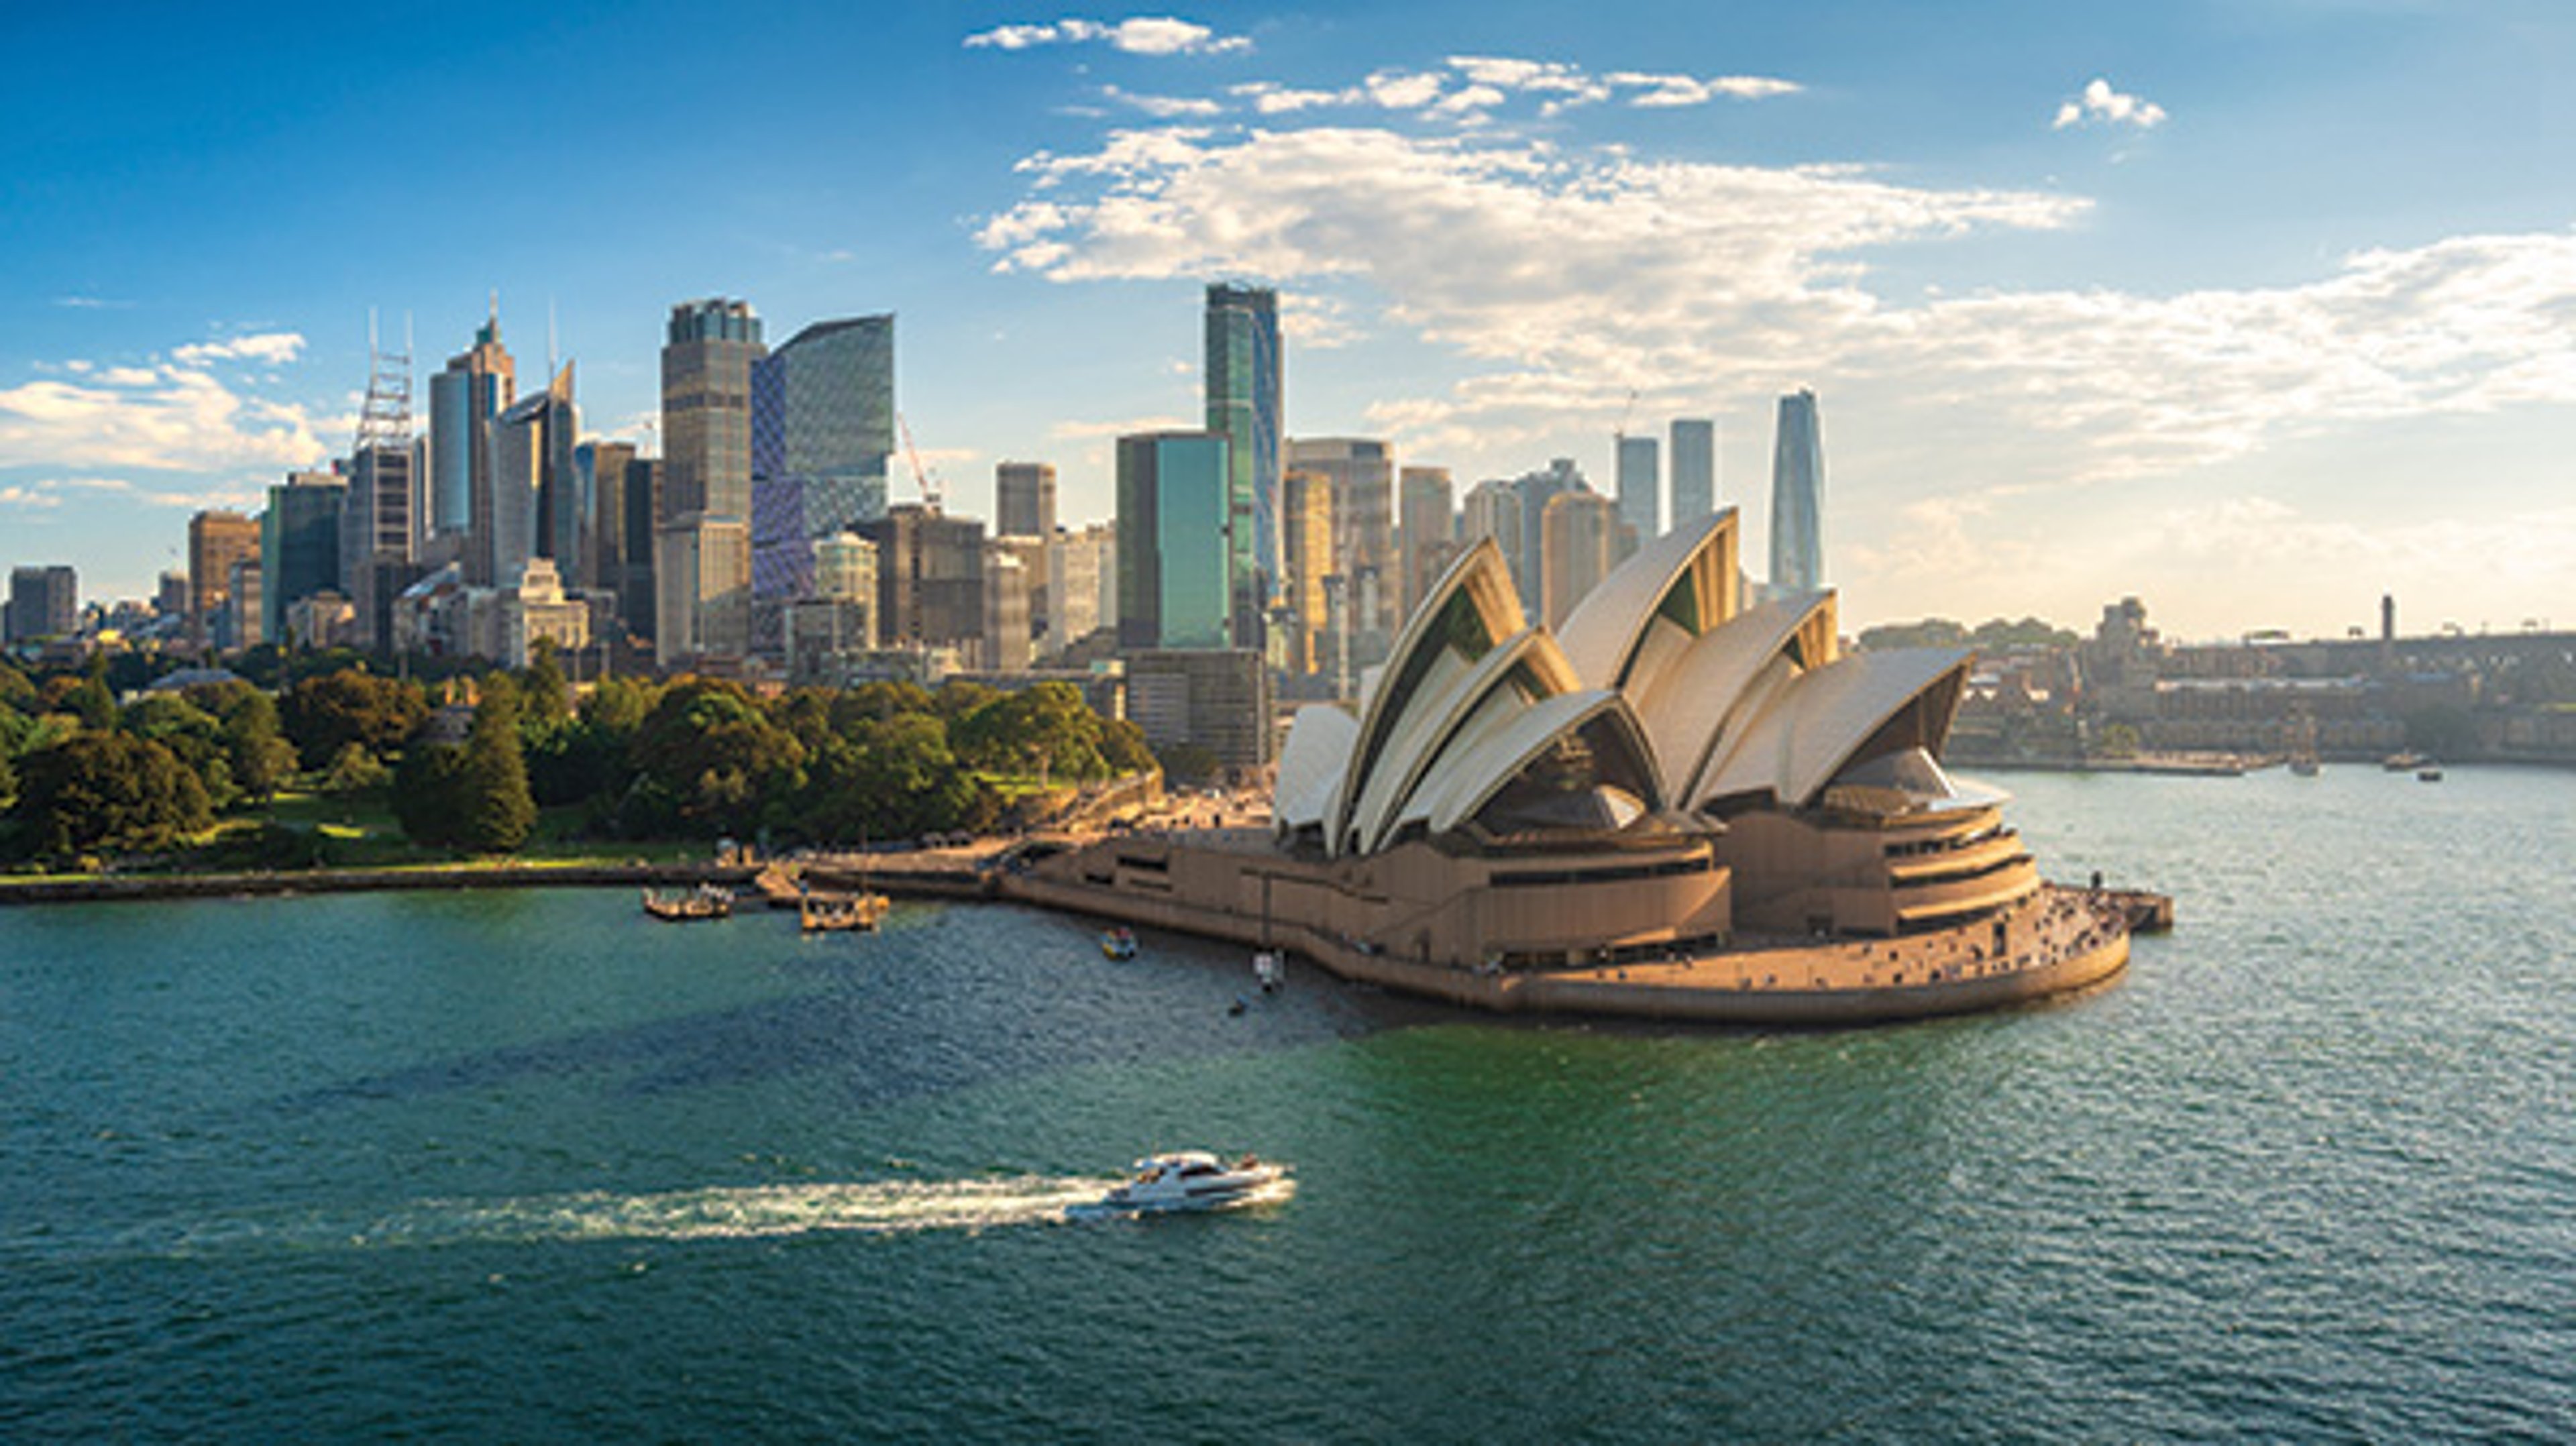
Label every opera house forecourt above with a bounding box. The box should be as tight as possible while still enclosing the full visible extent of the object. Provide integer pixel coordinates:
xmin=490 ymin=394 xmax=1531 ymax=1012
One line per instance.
xmin=1012 ymin=510 xmax=2133 ymax=1024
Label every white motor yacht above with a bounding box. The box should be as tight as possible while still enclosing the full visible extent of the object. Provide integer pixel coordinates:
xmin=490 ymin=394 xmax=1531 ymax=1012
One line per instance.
xmin=1097 ymin=1151 xmax=1285 ymax=1213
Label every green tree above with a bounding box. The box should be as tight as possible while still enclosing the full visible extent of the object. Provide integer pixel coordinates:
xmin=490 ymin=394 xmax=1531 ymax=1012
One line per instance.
xmin=951 ymin=683 xmax=1112 ymax=784
xmin=832 ymin=679 xmax=934 ymax=730
xmin=59 ymin=673 xmax=116 ymax=732
xmin=10 ymin=732 xmax=213 ymax=858
xmin=630 ymin=680 xmax=805 ymax=834
xmin=280 ymin=669 xmax=428 ymax=772
xmin=321 ymin=742 xmax=392 ymax=796
xmin=190 ymin=683 xmax=295 ymax=803
xmin=0 ymin=746 xmax=15 ymax=814
xmin=459 ymin=691 xmax=537 ymax=852
xmin=579 ymin=675 xmax=655 ymax=734
xmin=119 ymin=693 xmax=237 ymax=810
xmin=0 ymin=661 xmax=34 ymax=712
xmin=519 ymin=640 xmax=571 ymax=729
xmin=1099 ymin=718 xmax=1157 ymax=776
xmin=392 ymin=742 xmax=470 ymax=846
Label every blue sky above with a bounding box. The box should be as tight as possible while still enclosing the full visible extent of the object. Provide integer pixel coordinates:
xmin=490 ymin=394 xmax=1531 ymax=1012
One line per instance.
xmin=5 ymin=0 xmax=2572 ymax=639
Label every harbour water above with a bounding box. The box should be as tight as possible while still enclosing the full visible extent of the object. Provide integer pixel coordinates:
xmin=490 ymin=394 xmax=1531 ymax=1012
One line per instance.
xmin=3 ymin=767 xmax=2571 ymax=1440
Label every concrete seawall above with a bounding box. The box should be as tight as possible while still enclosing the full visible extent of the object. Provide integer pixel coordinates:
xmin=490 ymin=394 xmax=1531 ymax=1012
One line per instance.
xmin=1002 ymin=869 xmax=2132 ymax=1027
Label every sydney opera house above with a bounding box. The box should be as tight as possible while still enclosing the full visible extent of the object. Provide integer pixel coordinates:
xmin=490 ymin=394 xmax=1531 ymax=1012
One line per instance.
xmin=1018 ymin=509 xmax=2131 ymax=1023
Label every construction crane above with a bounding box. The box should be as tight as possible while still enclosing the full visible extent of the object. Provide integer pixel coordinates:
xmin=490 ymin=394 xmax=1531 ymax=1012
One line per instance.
xmin=897 ymin=412 xmax=945 ymax=513
xmin=1615 ymin=386 xmax=1638 ymax=441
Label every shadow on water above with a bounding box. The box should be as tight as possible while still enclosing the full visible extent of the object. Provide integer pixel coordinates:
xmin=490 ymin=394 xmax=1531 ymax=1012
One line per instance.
xmin=272 ymin=908 xmax=1398 ymax=1118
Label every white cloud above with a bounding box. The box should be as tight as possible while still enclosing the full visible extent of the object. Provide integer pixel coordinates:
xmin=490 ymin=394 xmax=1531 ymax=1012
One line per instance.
xmin=1102 ymin=84 xmax=1223 ymax=118
xmin=0 ymin=332 xmax=328 ymax=474
xmin=2053 ymin=77 xmax=2167 ymax=130
xmin=1231 ymin=81 xmax=1362 ymax=115
xmin=978 ymin=123 xmax=2576 ymax=504
xmin=965 ymin=16 xmax=1251 ymax=56
xmin=169 ymin=332 xmax=307 ymax=368
xmin=0 ymin=475 xmax=261 ymax=512
xmin=1364 ymin=70 xmax=1449 ymax=111
xmin=1607 ymin=71 xmax=1803 ymax=107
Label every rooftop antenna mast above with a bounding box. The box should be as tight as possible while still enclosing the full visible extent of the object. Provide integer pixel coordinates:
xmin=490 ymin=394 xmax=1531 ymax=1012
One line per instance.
xmin=355 ymin=308 xmax=413 ymax=454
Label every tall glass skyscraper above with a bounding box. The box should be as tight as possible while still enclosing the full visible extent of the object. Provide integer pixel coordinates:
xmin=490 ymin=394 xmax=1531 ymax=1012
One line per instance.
xmin=750 ymin=315 xmax=894 ymax=609
xmin=1203 ymin=283 xmax=1279 ymax=648
xmin=661 ymin=298 xmax=766 ymax=524
xmin=1670 ymin=418 xmax=1716 ymax=522
xmin=1769 ymin=389 xmax=1824 ymax=592
xmin=1615 ymin=433 xmax=1660 ymax=555
xmin=1117 ymin=431 xmax=1232 ymax=651
xmin=427 ymin=304 xmax=513 ymax=543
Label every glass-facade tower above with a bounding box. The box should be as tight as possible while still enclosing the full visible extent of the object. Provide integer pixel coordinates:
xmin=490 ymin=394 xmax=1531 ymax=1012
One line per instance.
xmin=1204 ymin=283 xmax=1279 ymax=649
xmin=1117 ymin=431 xmax=1231 ymax=651
xmin=1616 ymin=434 xmax=1660 ymax=553
xmin=1770 ymin=389 xmax=1824 ymax=592
xmin=750 ymin=315 xmax=894 ymax=605
xmin=1670 ymin=418 xmax=1715 ymax=523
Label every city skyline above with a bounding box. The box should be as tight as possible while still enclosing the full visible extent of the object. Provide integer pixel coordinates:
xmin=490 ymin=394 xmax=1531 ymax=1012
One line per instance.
xmin=4 ymin=1 xmax=2573 ymax=640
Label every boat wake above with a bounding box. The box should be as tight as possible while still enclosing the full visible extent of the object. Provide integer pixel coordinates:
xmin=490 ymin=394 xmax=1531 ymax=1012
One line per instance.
xmin=347 ymin=1175 xmax=1127 ymax=1246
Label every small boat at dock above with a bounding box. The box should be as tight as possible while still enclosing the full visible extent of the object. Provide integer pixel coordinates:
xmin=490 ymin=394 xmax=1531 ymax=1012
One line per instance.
xmin=1253 ymin=949 xmax=1284 ymax=993
xmin=643 ymin=883 xmax=734 ymax=922
xmin=800 ymin=890 xmax=890 ymax=932
xmin=1101 ymin=927 xmax=1138 ymax=960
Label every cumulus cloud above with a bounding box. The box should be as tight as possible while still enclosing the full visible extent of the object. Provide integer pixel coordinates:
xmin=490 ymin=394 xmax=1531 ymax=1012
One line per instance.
xmin=169 ymin=332 xmax=307 ymax=368
xmin=965 ymin=16 xmax=1250 ymax=56
xmin=1607 ymin=71 xmax=1804 ymax=107
xmin=0 ymin=331 xmax=327 ymax=474
xmin=1102 ymin=84 xmax=1222 ymax=118
xmin=2053 ymin=77 xmax=2167 ymax=130
xmin=977 ymin=123 xmax=2576 ymax=497
xmin=0 ymin=475 xmax=260 ymax=512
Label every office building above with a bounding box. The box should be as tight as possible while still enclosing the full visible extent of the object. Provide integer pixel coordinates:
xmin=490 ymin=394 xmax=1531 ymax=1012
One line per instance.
xmin=1126 ymin=647 xmax=1273 ymax=773
xmin=339 ymin=440 xmax=416 ymax=650
xmin=751 ymin=313 xmax=892 ymax=543
xmin=1287 ymin=437 xmax=1395 ymax=637
xmin=427 ymin=304 xmax=514 ymax=544
xmin=1670 ymin=418 xmax=1716 ymax=523
xmin=1770 ymin=388 xmax=1824 ymax=592
xmin=156 ymin=570 xmax=189 ymax=620
xmin=493 ymin=556 xmax=589 ymax=669
xmin=1116 ymin=431 xmax=1232 ymax=652
xmin=225 ymin=559 xmax=264 ymax=652
xmin=857 ymin=503 xmax=985 ymax=651
xmin=1281 ymin=465 xmax=1335 ymax=674
xmin=1513 ymin=459 xmax=1584 ymax=620
xmin=661 ymin=298 xmax=765 ymax=524
xmin=578 ymin=439 xmax=652 ymax=634
xmin=654 ymin=516 xmax=751 ymax=669
xmin=983 ymin=545 xmax=1032 ymax=672
xmin=1397 ymin=465 xmax=1454 ymax=618
xmin=263 ymin=470 xmax=347 ymax=645
xmin=187 ymin=510 xmax=262 ymax=653
xmin=1616 ymin=433 xmax=1660 ymax=557
xmin=1046 ymin=522 xmax=1116 ymax=656
xmin=5 ymin=565 xmax=77 ymax=642
xmin=1542 ymin=486 xmax=1619 ymax=628
xmin=482 ymin=362 xmax=579 ymax=590
xmin=1205 ymin=283 xmax=1281 ymax=646
xmin=996 ymin=461 xmax=1057 ymax=541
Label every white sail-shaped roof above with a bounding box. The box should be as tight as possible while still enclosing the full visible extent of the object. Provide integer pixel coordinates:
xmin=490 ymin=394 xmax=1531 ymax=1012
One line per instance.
xmin=1636 ymin=590 xmax=1837 ymax=802
xmin=1554 ymin=509 xmax=1738 ymax=694
xmin=1695 ymin=649 xmax=1974 ymax=811
xmin=1419 ymin=689 xmax=1662 ymax=836
xmin=1350 ymin=629 xmax=1580 ymax=855
xmin=1272 ymin=703 xmax=1358 ymax=832
xmin=1324 ymin=539 xmax=1524 ymax=854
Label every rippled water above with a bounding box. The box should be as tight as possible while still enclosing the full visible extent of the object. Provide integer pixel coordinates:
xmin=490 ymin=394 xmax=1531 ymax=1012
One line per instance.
xmin=3 ymin=765 xmax=2571 ymax=1441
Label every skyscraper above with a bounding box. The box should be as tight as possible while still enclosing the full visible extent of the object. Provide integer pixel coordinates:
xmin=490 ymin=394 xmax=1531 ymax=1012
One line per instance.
xmin=661 ymin=298 xmax=765 ymax=524
xmin=654 ymin=516 xmax=750 ymax=669
xmin=1770 ymin=389 xmax=1824 ymax=592
xmin=1541 ymin=486 xmax=1619 ymax=629
xmin=1204 ymin=283 xmax=1280 ymax=647
xmin=1616 ymin=433 xmax=1660 ymax=557
xmin=4 ymin=565 xmax=76 ymax=642
xmin=1116 ymin=430 xmax=1231 ymax=651
xmin=187 ymin=510 xmax=261 ymax=653
xmin=857 ymin=504 xmax=986 ymax=652
xmin=484 ymin=362 xmax=578 ymax=590
xmin=1397 ymin=465 xmax=1454 ymax=619
xmin=339 ymin=440 xmax=419 ymax=651
xmin=428 ymin=302 xmax=513 ymax=545
xmin=1513 ymin=459 xmax=1584 ymax=619
xmin=1281 ymin=465 xmax=1334 ymax=675
xmin=1286 ymin=438 xmax=1395 ymax=636
xmin=995 ymin=461 xmax=1057 ymax=540
xmin=1670 ymin=417 xmax=1716 ymax=522
xmin=263 ymin=470 xmax=347 ymax=644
